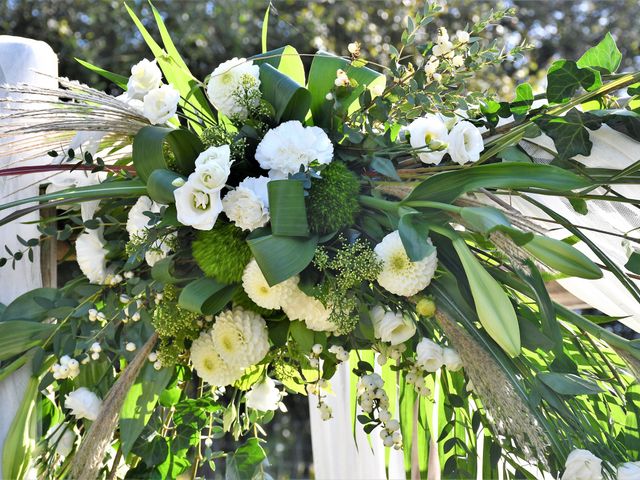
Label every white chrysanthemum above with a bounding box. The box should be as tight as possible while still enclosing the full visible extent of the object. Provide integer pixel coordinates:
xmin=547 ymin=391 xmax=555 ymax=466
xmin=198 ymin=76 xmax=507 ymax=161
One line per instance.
xmin=255 ymin=120 xmax=334 ymax=179
xmin=242 ymin=259 xmax=298 ymax=309
xmin=374 ymin=231 xmax=438 ymax=297
xmin=143 ymin=84 xmax=180 ymax=125
xmin=64 ymin=387 xmax=103 ymax=421
xmin=222 ymin=176 xmax=270 ymax=231
xmin=190 ymin=331 xmax=243 ymax=387
xmin=406 ymin=114 xmax=449 ymax=165
xmin=126 ymin=58 xmax=163 ymax=100
xmin=206 ymin=57 xmax=260 ymax=119
xmin=210 ymin=308 xmax=270 ymax=369
xmin=370 ymin=306 xmax=417 ymax=345
xmin=448 ymin=121 xmax=483 ymax=164
xmin=76 ymin=229 xmax=109 ymax=284
xmin=416 ymin=338 xmax=444 ymax=372
xmin=282 ymin=288 xmax=338 ymax=332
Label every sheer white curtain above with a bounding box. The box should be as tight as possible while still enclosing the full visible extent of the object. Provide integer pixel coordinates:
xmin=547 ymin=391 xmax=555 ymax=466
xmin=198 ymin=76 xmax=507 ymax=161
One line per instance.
xmin=0 ymin=36 xmax=58 ymax=476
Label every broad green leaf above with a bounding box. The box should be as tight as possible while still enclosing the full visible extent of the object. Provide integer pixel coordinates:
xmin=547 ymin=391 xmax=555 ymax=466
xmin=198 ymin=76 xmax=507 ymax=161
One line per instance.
xmin=369 ymin=156 xmax=401 ymax=180
xmin=225 ymin=438 xmax=267 ymax=480
xmin=534 ymin=109 xmax=602 ymax=159
xmin=626 ymin=252 xmax=640 ymax=275
xmin=253 ymin=45 xmax=306 ymax=86
xmin=290 ymin=321 xmax=315 ymax=354
xmin=247 ymin=229 xmax=318 ymax=286
xmin=178 ymin=277 xmax=237 ymax=315
xmin=511 ymin=82 xmax=534 ymax=116
xmin=403 ymin=162 xmax=591 ymax=204
xmin=75 ymin=58 xmax=128 ymax=89
xmin=268 ymin=180 xmax=309 ymax=237
xmin=537 ymin=372 xmax=603 ymax=395
xmin=120 ymin=362 xmax=174 ymax=455
xmin=577 ymin=32 xmax=622 ymax=74
xmin=496 ymin=145 xmax=531 ymax=163
xmin=398 ymin=211 xmax=434 ymax=261
xmin=459 ymin=206 xmax=510 ymax=234
xmin=258 ymin=63 xmax=311 ymax=122
xmin=1 ymin=288 xmax=61 ymax=322
xmin=0 ymin=321 xmax=56 ymax=361
xmin=589 ymin=108 xmax=640 ymax=142
xmin=546 ymin=59 xmax=602 ymax=104
xmin=150 ymin=256 xmax=179 ymax=284
xmin=146 ymin=168 xmax=185 ymax=204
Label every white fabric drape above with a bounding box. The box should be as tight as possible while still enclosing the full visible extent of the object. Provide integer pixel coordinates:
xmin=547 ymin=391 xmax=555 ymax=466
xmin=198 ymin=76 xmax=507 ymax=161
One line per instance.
xmin=0 ymin=36 xmax=58 ymax=477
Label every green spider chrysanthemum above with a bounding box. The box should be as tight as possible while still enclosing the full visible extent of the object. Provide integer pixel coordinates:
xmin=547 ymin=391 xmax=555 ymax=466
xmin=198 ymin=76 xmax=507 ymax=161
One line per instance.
xmin=191 ymin=221 xmax=252 ymax=284
xmin=307 ymin=161 xmax=361 ymax=234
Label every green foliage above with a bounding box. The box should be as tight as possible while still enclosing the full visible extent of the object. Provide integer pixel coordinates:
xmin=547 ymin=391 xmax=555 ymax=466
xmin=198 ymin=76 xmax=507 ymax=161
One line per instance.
xmin=306 ymin=161 xmax=361 ymax=234
xmin=200 ymin=125 xmax=246 ymax=163
xmin=191 ymin=222 xmax=251 ymax=284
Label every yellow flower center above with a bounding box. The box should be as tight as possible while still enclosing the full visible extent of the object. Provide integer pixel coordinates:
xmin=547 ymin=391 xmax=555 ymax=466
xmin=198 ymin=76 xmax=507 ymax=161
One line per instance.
xmin=390 ymin=253 xmax=409 ymax=272
xmin=204 ymin=358 xmax=215 ymax=370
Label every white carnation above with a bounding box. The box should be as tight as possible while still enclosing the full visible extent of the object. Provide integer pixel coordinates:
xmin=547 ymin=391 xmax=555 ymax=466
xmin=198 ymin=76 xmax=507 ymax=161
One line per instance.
xmin=222 ymin=176 xmax=270 ymax=231
xmin=126 ymin=59 xmax=163 ymax=100
xmin=448 ymin=121 xmax=483 ymax=164
xmin=76 ymin=229 xmax=110 ymax=284
xmin=245 ymin=376 xmax=284 ymax=412
xmin=255 ymin=120 xmax=334 ymax=179
xmin=210 ymin=308 xmax=270 ymax=369
xmin=416 ymin=338 xmax=444 ymax=372
xmin=282 ymin=288 xmax=338 ymax=332
xmin=618 ymin=462 xmax=640 ymax=480
xmin=406 ymin=114 xmax=449 ymax=165
xmin=143 ymin=84 xmax=180 ymax=125
xmin=374 ymin=231 xmax=438 ymax=297
xmin=190 ymin=331 xmax=243 ymax=387
xmin=561 ymin=449 xmax=603 ymax=480
xmin=173 ymin=178 xmax=223 ymax=230
xmin=242 ymin=259 xmax=299 ymax=310
xmin=442 ymin=347 xmax=463 ymax=371
xmin=206 ymin=57 xmax=261 ymax=120
xmin=64 ymin=387 xmax=103 ymax=421
xmin=370 ymin=306 xmax=416 ymax=345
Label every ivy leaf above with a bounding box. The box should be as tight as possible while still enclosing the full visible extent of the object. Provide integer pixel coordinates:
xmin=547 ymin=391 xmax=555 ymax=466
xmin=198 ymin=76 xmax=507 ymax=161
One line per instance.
xmin=625 ymin=252 xmax=640 ymax=275
xmin=546 ymin=60 xmax=602 ymax=104
xmin=577 ymin=32 xmax=622 ymax=74
xmin=225 ymin=439 xmax=267 ymax=480
xmin=588 ymin=109 xmax=640 ymax=142
xmin=511 ymin=82 xmax=533 ymax=116
xmin=534 ymin=109 xmax=602 ymax=159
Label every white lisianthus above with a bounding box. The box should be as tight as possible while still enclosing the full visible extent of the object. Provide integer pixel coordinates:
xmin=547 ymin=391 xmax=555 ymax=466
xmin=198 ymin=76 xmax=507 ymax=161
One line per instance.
xmin=76 ymin=229 xmax=110 ymax=284
xmin=143 ymin=84 xmax=180 ymax=125
xmin=255 ymin=120 xmax=334 ymax=179
xmin=442 ymin=347 xmax=463 ymax=371
xmin=282 ymin=288 xmax=338 ymax=332
xmin=370 ymin=306 xmax=417 ymax=345
xmin=448 ymin=121 xmax=484 ymax=164
xmin=210 ymin=308 xmax=270 ymax=369
xmin=406 ymin=115 xmax=449 ymax=165
xmin=245 ymin=376 xmax=285 ymax=412
xmin=64 ymin=387 xmax=103 ymax=421
xmin=561 ymin=449 xmax=603 ymax=480
xmin=222 ymin=176 xmax=270 ymax=231
xmin=618 ymin=462 xmax=640 ymax=480
xmin=174 ymin=179 xmax=223 ymax=230
xmin=193 ymin=145 xmax=233 ymax=191
xmin=126 ymin=59 xmax=162 ymax=100
xmin=46 ymin=423 xmax=76 ymax=458
xmin=416 ymin=338 xmax=444 ymax=372
xmin=242 ymin=259 xmax=299 ymax=310
xmin=374 ymin=231 xmax=438 ymax=297
xmin=206 ymin=57 xmax=261 ymax=120
xmin=190 ymin=331 xmax=243 ymax=387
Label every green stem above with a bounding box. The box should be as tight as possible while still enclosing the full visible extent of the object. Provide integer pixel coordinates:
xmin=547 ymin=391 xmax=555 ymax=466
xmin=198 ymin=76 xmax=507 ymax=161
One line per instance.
xmin=402 ymin=200 xmax=462 ymax=214
xmin=358 ymin=195 xmax=399 ymax=214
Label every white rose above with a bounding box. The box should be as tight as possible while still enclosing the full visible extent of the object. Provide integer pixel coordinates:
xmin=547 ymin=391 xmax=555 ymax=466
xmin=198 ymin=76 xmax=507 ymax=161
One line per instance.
xmin=245 ymin=377 xmax=284 ymax=412
xmin=143 ymin=84 xmax=180 ymax=125
xmin=406 ymin=115 xmax=449 ymax=165
xmin=618 ymin=462 xmax=640 ymax=480
xmin=46 ymin=423 xmax=75 ymax=457
xmin=126 ymin=59 xmax=163 ymax=100
xmin=75 ymin=229 xmax=109 ymax=284
xmin=370 ymin=306 xmax=417 ymax=345
xmin=174 ymin=177 xmax=223 ymax=230
xmin=416 ymin=338 xmax=444 ymax=372
xmin=448 ymin=121 xmax=484 ymax=164
xmin=222 ymin=176 xmax=270 ymax=231
xmin=561 ymin=449 xmax=603 ymax=480
xmin=206 ymin=57 xmax=261 ymax=120
xmin=64 ymin=387 xmax=103 ymax=421
xmin=442 ymin=347 xmax=463 ymax=371
xmin=192 ymin=145 xmax=233 ymax=191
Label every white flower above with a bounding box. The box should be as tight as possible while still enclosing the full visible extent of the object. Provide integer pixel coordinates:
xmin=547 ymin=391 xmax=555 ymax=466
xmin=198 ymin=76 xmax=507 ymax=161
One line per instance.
xmin=374 ymin=231 xmax=438 ymax=297
xmin=561 ymin=449 xmax=603 ymax=480
xmin=222 ymin=176 xmax=270 ymax=231
xmin=242 ymin=259 xmax=298 ymax=310
xmin=443 ymin=347 xmax=463 ymax=371
xmin=206 ymin=57 xmax=261 ymax=119
xmin=193 ymin=145 xmax=233 ymax=191
xmin=448 ymin=121 xmax=484 ymax=164
xmin=173 ymin=178 xmax=223 ymax=230
xmin=282 ymin=288 xmax=338 ymax=332
xmin=46 ymin=423 xmax=75 ymax=457
xmin=433 ymin=40 xmax=453 ymax=58
xmin=255 ymin=120 xmax=334 ymax=179
xmin=210 ymin=308 xmax=270 ymax=369
xmin=406 ymin=115 xmax=449 ymax=165
xmin=424 ymin=57 xmax=439 ymax=76
xmin=456 ymin=30 xmax=470 ymax=44
xmin=126 ymin=59 xmax=163 ymax=100
xmin=64 ymin=387 xmax=103 ymax=421
xmin=618 ymin=462 xmax=640 ymax=480
xmin=143 ymin=84 xmax=180 ymax=125
xmin=76 ymin=229 xmax=110 ymax=284
xmin=127 ymin=196 xmax=161 ymax=238
xmin=370 ymin=306 xmax=416 ymax=345
xmin=190 ymin=331 xmax=243 ymax=386
xmin=416 ymin=338 xmax=444 ymax=372
xmin=451 ymin=55 xmax=465 ymax=68
xmin=245 ymin=376 xmax=284 ymax=411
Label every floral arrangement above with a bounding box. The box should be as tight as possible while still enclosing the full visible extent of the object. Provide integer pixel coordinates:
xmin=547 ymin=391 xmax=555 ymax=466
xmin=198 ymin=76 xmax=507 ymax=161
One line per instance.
xmin=1 ymin=3 xmax=639 ymax=479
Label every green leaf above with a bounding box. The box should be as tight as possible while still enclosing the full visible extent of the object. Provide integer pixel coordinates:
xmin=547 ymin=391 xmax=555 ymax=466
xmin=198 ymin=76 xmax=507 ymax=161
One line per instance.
xmin=290 ymin=321 xmax=315 ymax=356
xmin=0 ymin=321 xmax=55 ymax=361
xmin=589 ymin=109 xmax=640 ymax=142
xmin=132 ymin=126 xmax=203 ymax=182
xmin=522 ymin=234 xmax=603 ymax=279
xmin=178 ymin=278 xmax=237 ymax=315
xmin=146 ymin=169 xmax=185 ymax=204
xmin=258 ymin=63 xmax=311 ymax=122
xmin=261 ymin=5 xmax=270 ymax=54
xmin=511 ymin=82 xmax=534 ymax=116
xmin=1 ymin=288 xmax=61 ymax=322
xmin=268 ymin=180 xmax=309 ymax=237
xmin=370 ymin=156 xmax=401 ymax=180
xmin=403 ymin=162 xmax=591 ymax=204
xmin=534 ymin=109 xmax=602 ymax=159
xmin=537 ymin=372 xmax=603 ymax=395
xmin=496 ymin=145 xmax=531 ymax=163
xmin=247 ymin=229 xmax=318 ymax=286
xmin=225 ymin=438 xmax=267 ymax=480
xmin=150 ymin=256 xmax=179 ymax=284
xmin=398 ymin=212 xmax=434 ymax=261
xmin=459 ymin=206 xmax=510 ymax=234
xmin=577 ymin=32 xmax=622 ymax=74
xmin=253 ymin=45 xmax=306 ymax=86
xmin=546 ymin=59 xmax=602 ymax=104
xmin=626 ymin=252 xmax=640 ymax=275
xmin=120 ymin=363 xmax=174 ymax=455
xmin=75 ymin=58 xmax=128 ymax=89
